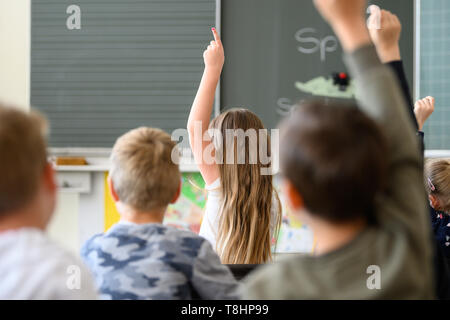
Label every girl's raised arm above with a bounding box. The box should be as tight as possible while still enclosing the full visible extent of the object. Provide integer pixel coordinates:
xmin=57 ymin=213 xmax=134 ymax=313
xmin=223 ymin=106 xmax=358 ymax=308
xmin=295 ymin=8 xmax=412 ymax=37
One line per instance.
xmin=187 ymin=28 xmax=223 ymax=185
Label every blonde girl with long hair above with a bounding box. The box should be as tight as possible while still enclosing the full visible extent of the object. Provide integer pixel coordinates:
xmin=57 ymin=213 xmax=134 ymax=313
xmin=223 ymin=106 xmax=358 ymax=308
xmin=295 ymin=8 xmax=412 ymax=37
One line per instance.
xmin=187 ymin=28 xmax=281 ymax=264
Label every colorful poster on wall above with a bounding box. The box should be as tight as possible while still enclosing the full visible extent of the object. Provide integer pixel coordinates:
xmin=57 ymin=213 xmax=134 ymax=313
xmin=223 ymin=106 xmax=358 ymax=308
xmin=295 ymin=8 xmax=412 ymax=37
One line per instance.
xmin=164 ymin=173 xmax=206 ymax=235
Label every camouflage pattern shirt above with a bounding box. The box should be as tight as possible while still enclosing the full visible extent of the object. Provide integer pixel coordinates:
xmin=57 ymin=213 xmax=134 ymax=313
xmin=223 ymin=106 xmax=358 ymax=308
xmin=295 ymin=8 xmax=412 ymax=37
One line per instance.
xmin=81 ymin=222 xmax=240 ymax=300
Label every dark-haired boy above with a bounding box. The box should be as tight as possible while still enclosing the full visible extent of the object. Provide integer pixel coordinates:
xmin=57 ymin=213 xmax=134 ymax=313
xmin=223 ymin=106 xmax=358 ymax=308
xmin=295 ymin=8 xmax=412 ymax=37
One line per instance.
xmin=244 ymin=0 xmax=433 ymax=299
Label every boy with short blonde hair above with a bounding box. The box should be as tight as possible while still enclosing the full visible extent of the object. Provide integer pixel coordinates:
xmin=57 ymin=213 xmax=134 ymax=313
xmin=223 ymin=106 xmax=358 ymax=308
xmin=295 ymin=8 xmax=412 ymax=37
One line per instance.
xmin=82 ymin=127 xmax=239 ymax=300
xmin=0 ymin=104 xmax=97 ymax=300
xmin=109 ymin=127 xmax=181 ymax=213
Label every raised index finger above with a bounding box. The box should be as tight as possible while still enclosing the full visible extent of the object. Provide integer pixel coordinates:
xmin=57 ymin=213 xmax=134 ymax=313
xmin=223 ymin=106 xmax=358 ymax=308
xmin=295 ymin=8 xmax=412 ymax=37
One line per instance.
xmin=211 ymin=28 xmax=222 ymax=46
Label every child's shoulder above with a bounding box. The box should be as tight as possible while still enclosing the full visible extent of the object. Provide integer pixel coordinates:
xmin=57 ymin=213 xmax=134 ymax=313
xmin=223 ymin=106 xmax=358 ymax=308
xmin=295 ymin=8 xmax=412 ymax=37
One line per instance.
xmin=4 ymin=228 xmax=80 ymax=265
xmin=145 ymin=225 xmax=211 ymax=261
xmin=161 ymin=225 xmax=208 ymax=252
xmin=80 ymin=232 xmax=105 ymax=256
xmin=82 ymin=223 xmax=208 ymax=258
xmin=244 ymin=255 xmax=322 ymax=299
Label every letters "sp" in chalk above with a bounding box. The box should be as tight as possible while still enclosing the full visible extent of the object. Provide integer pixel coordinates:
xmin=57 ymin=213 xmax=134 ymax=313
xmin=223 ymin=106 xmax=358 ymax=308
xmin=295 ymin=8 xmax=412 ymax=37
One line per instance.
xmin=295 ymin=28 xmax=338 ymax=62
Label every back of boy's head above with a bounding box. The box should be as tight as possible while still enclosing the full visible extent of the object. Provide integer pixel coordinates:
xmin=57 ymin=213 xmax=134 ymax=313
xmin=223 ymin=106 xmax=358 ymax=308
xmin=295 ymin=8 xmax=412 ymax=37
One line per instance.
xmin=425 ymin=158 xmax=450 ymax=212
xmin=0 ymin=105 xmax=48 ymax=216
xmin=110 ymin=127 xmax=181 ymax=212
xmin=280 ymin=101 xmax=388 ymax=224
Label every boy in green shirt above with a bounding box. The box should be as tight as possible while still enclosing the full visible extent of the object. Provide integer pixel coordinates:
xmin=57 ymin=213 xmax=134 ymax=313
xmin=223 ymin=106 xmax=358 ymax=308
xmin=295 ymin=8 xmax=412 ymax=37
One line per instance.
xmin=244 ymin=0 xmax=434 ymax=299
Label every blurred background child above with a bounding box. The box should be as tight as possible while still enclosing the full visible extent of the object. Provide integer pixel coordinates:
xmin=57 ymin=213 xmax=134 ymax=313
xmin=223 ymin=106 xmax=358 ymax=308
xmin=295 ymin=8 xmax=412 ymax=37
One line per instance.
xmin=425 ymin=159 xmax=450 ymax=260
xmin=0 ymin=105 xmax=97 ymax=300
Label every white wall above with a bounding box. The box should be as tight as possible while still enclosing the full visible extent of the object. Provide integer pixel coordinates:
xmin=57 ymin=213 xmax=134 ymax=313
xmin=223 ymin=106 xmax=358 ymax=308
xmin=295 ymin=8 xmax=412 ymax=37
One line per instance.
xmin=0 ymin=1 xmax=82 ymax=254
xmin=48 ymin=193 xmax=80 ymax=255
xmin=0 ymin=0 xmax=30 ymax=109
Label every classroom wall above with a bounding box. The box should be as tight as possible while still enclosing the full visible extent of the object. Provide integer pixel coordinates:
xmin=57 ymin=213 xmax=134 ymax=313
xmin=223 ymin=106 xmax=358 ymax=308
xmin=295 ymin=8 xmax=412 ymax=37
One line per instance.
xmin=0 ymin=1 xmax=81 ymax=253
xmin=48 ymin=193 xmax=80 ymax=255
xmin=0 ymin=0 xmax=30 ymax=109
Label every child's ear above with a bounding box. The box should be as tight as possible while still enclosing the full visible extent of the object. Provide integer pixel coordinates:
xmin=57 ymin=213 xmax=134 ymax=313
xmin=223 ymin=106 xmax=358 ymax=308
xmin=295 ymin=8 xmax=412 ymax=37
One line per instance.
xmin=108 ymin=176 xmax=120 ymax=203
xmin=41 ymin=162 xmax=57 ymax=222
xmin=170 ymin=180 xmax=182 ymax=204
xmin=283 ymin=179 xmax=304 ymax=211
xmin=429 ymin=194 xmax=441 ymax=211
xmin=43 ymin=162 xmax=57 ymax=193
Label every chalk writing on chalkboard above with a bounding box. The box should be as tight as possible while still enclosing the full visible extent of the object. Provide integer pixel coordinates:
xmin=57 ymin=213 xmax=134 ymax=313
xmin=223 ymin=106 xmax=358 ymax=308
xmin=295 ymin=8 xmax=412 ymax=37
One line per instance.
xmin=295 ymin=28 xmax=338 ymax=62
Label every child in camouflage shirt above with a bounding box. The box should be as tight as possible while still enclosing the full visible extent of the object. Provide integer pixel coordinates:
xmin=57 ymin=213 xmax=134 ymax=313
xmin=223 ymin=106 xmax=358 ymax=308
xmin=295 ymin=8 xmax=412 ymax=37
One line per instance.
xmin=82 ymin=127 xmax=239 ymax=300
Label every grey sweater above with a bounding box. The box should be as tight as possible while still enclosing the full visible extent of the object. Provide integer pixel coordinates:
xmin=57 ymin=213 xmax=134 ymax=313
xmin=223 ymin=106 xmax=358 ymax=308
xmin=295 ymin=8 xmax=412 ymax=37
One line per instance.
xmin=243 ymin=45 xmax=434 ymax=300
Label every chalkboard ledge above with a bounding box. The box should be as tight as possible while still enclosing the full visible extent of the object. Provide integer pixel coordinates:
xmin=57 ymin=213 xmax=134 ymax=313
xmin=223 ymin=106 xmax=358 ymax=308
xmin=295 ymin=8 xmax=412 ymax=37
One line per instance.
xmin=51 ymin=148 xmax=199 ymax=173
xmin=50 ymin=149 xmax=450 ymax=173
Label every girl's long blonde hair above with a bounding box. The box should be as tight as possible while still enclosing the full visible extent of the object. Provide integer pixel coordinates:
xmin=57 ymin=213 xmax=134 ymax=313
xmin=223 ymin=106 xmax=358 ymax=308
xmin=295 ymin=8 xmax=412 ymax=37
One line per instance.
xmin=210 ymin=108 xmax=282 ymax=264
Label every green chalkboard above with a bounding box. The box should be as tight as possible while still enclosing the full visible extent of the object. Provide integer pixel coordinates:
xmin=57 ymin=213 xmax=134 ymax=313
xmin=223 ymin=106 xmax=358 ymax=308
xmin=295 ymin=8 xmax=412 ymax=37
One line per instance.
xmin=221 ymin=0 xmax=415 ymax=131
xmin=31 ymin=0 xmax=417 ymax=148
xmin=419 ymin=0 xmax=450 ymax=150
xmin=31 ymin=0 xmax=215 ymax=148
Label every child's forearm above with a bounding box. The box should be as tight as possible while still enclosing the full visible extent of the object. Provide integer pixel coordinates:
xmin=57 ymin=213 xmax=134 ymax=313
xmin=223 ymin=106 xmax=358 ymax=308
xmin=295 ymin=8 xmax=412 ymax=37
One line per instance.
xmin=344 ymin=45 xmax=429 ymax=228
xmin=344 ymin=46 xmax=419 ymax=160
xmin=377 ymin=45 xmax=401 ymax=63
xmin=188 ymin=28 xmax=224 ymax=150
xmin=325 ymin=8 xmax=418 ymax=159
xmin=333 ymin=19 xmax=372 ymax=52
xmin=187 ymin=67 xmax=222 ymax=185
xmin=386 ymin=61 xmax=418 ymax=130
xmin=188 ymin=69 xmax=220 ymax=139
